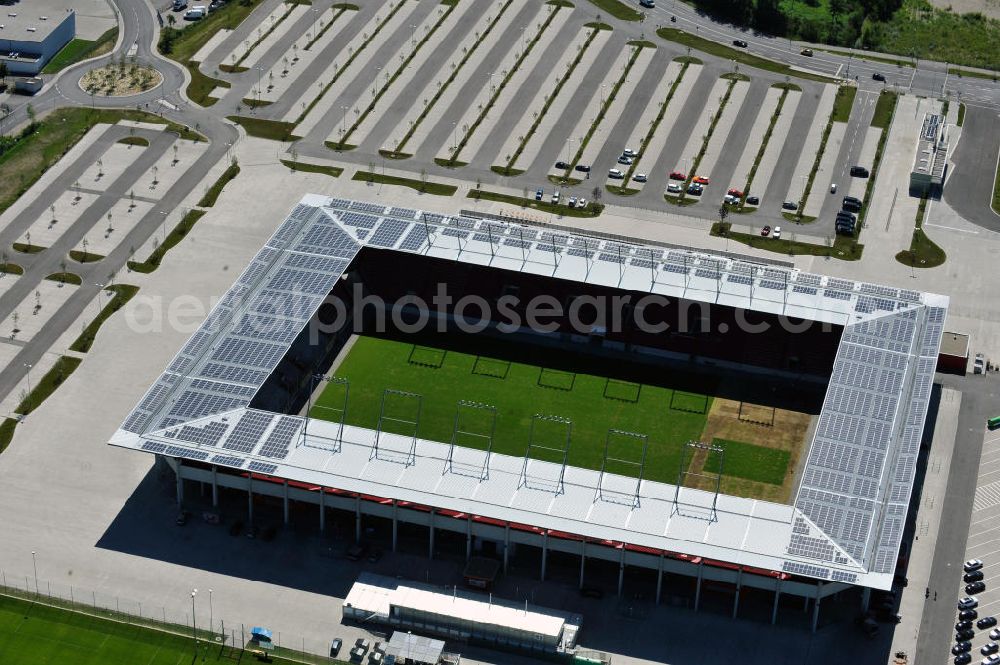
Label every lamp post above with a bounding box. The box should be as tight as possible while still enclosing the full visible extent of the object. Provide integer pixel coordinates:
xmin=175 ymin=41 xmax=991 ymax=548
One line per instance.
xmin=191 ymin=589 xmax=198 ymax=651
xmin=31 ymin=550 xmax=38 ymax=595
xmin=23 ymin=364 xmax=32 ymax=411
xmin=208 ymin=589 xmax=213 ymax=637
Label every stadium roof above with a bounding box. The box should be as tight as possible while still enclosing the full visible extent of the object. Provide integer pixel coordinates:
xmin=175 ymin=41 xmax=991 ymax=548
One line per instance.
xmin=110 ymin=195 xmax=948 ymax=590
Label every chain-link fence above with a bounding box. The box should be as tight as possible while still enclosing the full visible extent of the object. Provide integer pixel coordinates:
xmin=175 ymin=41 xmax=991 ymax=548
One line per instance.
xmin=0 ymin=569 xmax=347 ymax=664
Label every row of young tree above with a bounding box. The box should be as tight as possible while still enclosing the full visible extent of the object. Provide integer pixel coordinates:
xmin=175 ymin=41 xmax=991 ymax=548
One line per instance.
xmin=694 ymin=0 xmax=904 ymax=48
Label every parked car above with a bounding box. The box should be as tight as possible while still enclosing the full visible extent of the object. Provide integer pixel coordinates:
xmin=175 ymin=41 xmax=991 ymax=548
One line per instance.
xmin=617 ymin=155 xmax=634 ymax=165
xmin=955 ymin=654 xmax=972 ymax=665
xmin=608 ymin=169 xmax=624 ymax=179
xmin=958 ymin=621 xmax=975 ymax=632
xmin=355 ymin=638 xmax=371 ymax=654
xmin=955 ymin=643 xmax=974 ymax=655
xmin=746 ymin=195 xmax=759 ymax=205
xmin=580 ymin=586 xmax=603 ymax=599
xmin=640 ymin=0 xmax=655 ymax=7
xmin=568 ymin=196 xmax=577 ymax=208
xmin=990 ymin=628 xmax=1000 ymax=641
xmin=733 ymin=39 xmax=748 ymax=47
xmin=760 ymin=226 xmax=771 ymax=237
xmin=692 ymin=175 xmax=710 ymax=185
xmin=623 ymin=148 xmax=637 ymax=158
xmin=961 ymin=609 xmax=980 ymax=621
xmin=575 ymin=164 xmax=591 ymax=172
xmin=577 ymin=198 xmax=587 ymax=208
xmin=173 ymin=0 xmax=188 ymax=9
xmin=535 ymin=188 xmax=543 ymax=200
xmin=667 ymin=183 xmax=682 ymax=193
xmin=967 ymin=582 xmax=987 ymax=595
xmin=723 ymin=194 xmax=739 ymax=205
xmin=983 ymin=644 xmax=1000 ymax=656
xmin=966 ymin=560 xmax=985 ymax=572
xmin=184 ymin=6 xmax=207 ymax=19
xmin=727 ymin=188 xmax=744 ymax=198
xmin=980 ymin=617 xmax=999 ymax=630
xmin=367 ymin=548 xmax=383 ymax=563
xmin=958 ymin=629 xmax=976 ymax=641
xmin=966 ymin=571 xmax=986 ymax=583
xmin=772 ymin=226 xmax=782 ymax=239
xmin=687 ymin=183 xmax=703 ymax=195
xmin=959 ymin=597 xmax=980 ymax=610
xmin=800 ymin=48 xmax=814 ymax=56
xmin=782 ymin=200 xmax=798 ymax=211
xmin=983 ymin=654 xmax=1000 ymax=665
xmin=850 ymin=165 xmax=870 ymax=178
xmin=551 ymin=190 xmax=561 ymax=203
xmin=830 ymin=183 xmax=837 ymax=193
xmin=633 ymin=173 xmax=648 ymax=183
xmin=330 ymin=638 xmax=343 ymax=657
xmin=669 ymin=171 xmax=686 ymax=181
xmin=554 ymin=161 xmax=569 ymax=170
xmin=346 ymin=543 xmax=368 ymax=561
xmin=975 ymin=353 xmax=986 ymax=374
xmin=873 ymin=72 xmax=886 ymax=81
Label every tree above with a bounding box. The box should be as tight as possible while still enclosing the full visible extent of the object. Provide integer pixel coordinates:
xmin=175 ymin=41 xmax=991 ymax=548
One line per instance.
xmin=0 ymin=62 xmax=7 ymax=90
xmin=591 ymin=186 xmax=602 ymax=201
xmin=167 ymin=14 xmax=176 ymax=28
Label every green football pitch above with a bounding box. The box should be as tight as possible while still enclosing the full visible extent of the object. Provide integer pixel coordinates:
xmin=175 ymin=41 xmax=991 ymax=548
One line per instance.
xmin=0 ymin=594 xmax=335 ymax=665
xmin=311 ymin=336 xmax=712 ymax=484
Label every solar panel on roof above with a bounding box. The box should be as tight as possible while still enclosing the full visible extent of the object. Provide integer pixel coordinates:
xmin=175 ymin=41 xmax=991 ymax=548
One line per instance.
xmin=727 ymin=274 xmax=752 ymax=285
xmin=210 ymin=337 xmax=286 ymax=369
xmin=781 ymin=561 xmax=830 ymax=579
xmin=175 ymin=421 xmax=229 ymax=447
xmin=340 ymin=212 xmax=379 ymax=229
xmin=259 ymin=416 xmax=301 ymax=459
xmin=389 ymin=207 xmax=418 ymax=219
xmin=211 ymin=454 xmax=245 ymax=468
xmin=369 ymin=219 xmax=410 ymax=248
xmin=349 ymin=201 xmax=386 ymax=214
xmin=248 ymin=461 xmax=279 ymax=474
xmin=694 ymin=269 xmax=720 ymax=280
xmin=224 ymin=411 xmax=274 ymax=453
xmin=198 ymin=363 xmax=270 ymax=386
xmin=268 ymin=268 xmax=337 ymax=295
xmin=630 ymin=258 xmax=655 ymax=269
xmin=823 ymin=289 xmax=852 ymax=301
xmin=759 ymin=280 xmax=785 ymax=290
xmin=504 ymin=238 xmax=531 ymax=249
xmin=599 ymin=253 xmax=625 ymax=264
xmin=400 ymin=225 xmax=429 ymax=251
xmin=793 ymin=285 xmax=818 ymax=295
xmin=167 ymin=391 xmax=245 ymax=421
xmin=797 ymin=273 xmax=822 ymax=286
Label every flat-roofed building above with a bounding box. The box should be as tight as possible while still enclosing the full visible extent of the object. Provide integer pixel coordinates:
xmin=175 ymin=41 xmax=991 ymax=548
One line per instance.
xmin=0 ymin=0 xmax=76 ymax=75
xmin=910 ymin=112 xmax=949 ymax=197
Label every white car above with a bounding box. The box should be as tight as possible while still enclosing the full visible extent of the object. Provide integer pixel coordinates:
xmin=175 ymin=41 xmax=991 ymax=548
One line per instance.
xmin=617 ymin=155 xmax=633 ymax=165
xmin=723 ymin=194 xmax=739 ymax=205
xmin=960 ymin=596 xmax=980 ymax=610
xmin=633 ymin=173 xmax=648 ymax=183
xmin=830 ymin=183 xmax=837 ymax=193
xmin=608 ymin=168 xmax=624 ymax=179
xmin=667 ymin=183 xmax=682 ymax=193
xmin=990 ymin=628 xmax=1000 ymax=641
xmin=982 ymin=654 xmax=1000 ymax=665
xmin=577 ymin=198 xmax=587 ymax=208
xmin=772 ymin=226 xmax=782 ymax=239
xmin=551 ymin=191 xmax=560 ymax=204
xmin=623 ymin=148 xmax=637 ymax=158
xmin=184 ymin=5 xmax=206 ymax=19
xmin=966 ymin=560 xmax=985 ymax=573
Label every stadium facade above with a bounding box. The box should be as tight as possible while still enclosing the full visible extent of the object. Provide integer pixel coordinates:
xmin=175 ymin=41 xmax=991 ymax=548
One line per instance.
xmin=110 ymin=195 xmax=948 ymax=632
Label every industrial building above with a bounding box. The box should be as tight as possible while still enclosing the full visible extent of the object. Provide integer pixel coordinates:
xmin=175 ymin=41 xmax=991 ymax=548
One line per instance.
xmin=110 ymin=195 xmax=948 ymax=637
xmin=909 ymin=112 xmax=949 ymax=197
xmin=0 ymin=0 xmax=76 ymax=75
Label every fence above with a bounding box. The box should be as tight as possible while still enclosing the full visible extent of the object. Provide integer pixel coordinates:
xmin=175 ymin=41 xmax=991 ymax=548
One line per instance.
xmin=0 ymin=568 xmax=347 ymax=664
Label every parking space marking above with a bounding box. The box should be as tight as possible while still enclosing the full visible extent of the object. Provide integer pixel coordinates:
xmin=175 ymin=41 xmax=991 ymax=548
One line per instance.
xmin=972 ymin=481 xmax=1000 ymax=512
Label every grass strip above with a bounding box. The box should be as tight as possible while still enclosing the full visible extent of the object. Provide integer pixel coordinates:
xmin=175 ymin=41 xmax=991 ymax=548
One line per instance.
xmin=0 ymin=109 xmax=201 ymax=217
xmin=45 ymin=272 xmax=82 ymax=285
xmin=585 ymin=0 xmax=640 ymax=21
xmin=857 ymin=91 xmax=898 ymax=232
xmin=497 ymin=26 xmax=602 ymax=173
xmin=117 ymin=136 xmax=149 ymax=147
xmin=42 ymin=27 xmax=119 ymax=74
xmin=831 ymin=85 xmax=857 ymax=123
xmin=554 ymin=44 xmax=646 ymax=183
xmin=896 ymin=195 xmax=946 ymax=268
xmin=12 ymin=243 xmax=44 ymax=254
xmin=352 ymin=170 xmax=457 ymax=196
xmin=672 ymin=76 xmax=738 ymax=204
xmin=280 ymin=159 xmax=342 ymax=176
xmin=158 ymin=0 xmax=261 ymax=106
xmin=948 ymin=67 xmax=999 ymax=81
xmin=608 ymin=59 xmax=690 ymax=194
xmin=68 ymin=250 xmax=104 ymax=263
xmin=813 ymin=46 xmax=912 ymax=69
xmin=736 ymin=87 xmax=790 ymax=207
xmin=656 ymin=27 xmax=838 ymax=84
xmin=957 ymin=103 xmax=966 ymax=127
xmin=305 ymin=6 xmax=349 ymax=50
xmin=393 ymin=0 xmax=515 ymax=155
xmin=0 ymin=263 xmax=23 ymax=275
xmin=993 ymin=151 xmax=1000 ymax=215
xmin=15 ymin=356 xmax=82 ymax=415
xmin=444 ymin=2 xmax=564 ymax=165
xmin=296 ymin=0 xmax=408 ymax=124
xmin=704 ymin=438 xmax=790 ymax=485
xmin=0 ymin=418 xmax=16 ymax=454
xmin=70 ymin=285 xmax=139 ymax=353
xmin=197 ymin=162 xmax=240 ymax=207
xmin=128 ymin=209 xmax=207 ymax=273
xmin=712 ymin=222 xmax=863 ymax=260
xmin=227 ymin=115 xmax=297 ymax=141
xmin=229 ymin=1 xmax=297 ymax=70
xmin=469 ymin=189 xmax=602 ymax=217
xmin=330 ymin=1 xmax=459 ymax=150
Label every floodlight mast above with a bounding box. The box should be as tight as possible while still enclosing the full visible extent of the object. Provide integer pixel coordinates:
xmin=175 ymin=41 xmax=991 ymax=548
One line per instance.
xmin=373 ymin=388 xmax=422 ymax=466
xmin=672 ymin=441 xmax=723 ymax=523
xmin=300 ymin=374 xmax=349 ymax=452
xmin=445 ymin=400 xmax=496 ymax=481
xmin=595 ymin=428 xmax=649 ymax=508
xmin=519 ymin=414 xmax=572 ymax=495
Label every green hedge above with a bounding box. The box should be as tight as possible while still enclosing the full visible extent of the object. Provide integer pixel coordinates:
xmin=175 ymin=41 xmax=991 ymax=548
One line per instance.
xmin=70 ymin=285 xmax=140 ymax=353
xmin=128 ymin=209 xmax=207 ymax=274
xmin=16 ymin=356 xmax=82 ymax=415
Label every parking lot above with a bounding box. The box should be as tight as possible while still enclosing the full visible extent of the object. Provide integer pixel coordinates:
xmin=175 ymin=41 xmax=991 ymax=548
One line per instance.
xmin=188 ymin=0 xmax=884 ymax=235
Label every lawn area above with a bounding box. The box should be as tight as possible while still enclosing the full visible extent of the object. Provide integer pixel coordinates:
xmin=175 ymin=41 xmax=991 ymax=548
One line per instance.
xmin=314 ymin=336 xmax=711 ymax=483
xmin=585 ymin=0 xmax=641 ymax=21
xmin=352 ymin=171 xmax=457 ymax=196
xmin=711 ymin=222 xmax=864 ymax=260
xmin=70 ymin=285 xmax=140 ymax=353
xmin=15 ymin=356 xmax=81 ymax=415
xmin=831 ymin=85 xmax=857 ymax=123
xmin=0 ymin=108 xmax=201 ymax=218
xmin=871 ymin=90 xmax=898 ymax=128
xmin=42 ymin=27 xmax=119 ymax=74
xmin=0 ymin=594 xmax=345 ymax=665
xmin=703 ymin=438 xmax=791 ymax=486
xmin=227 ymin=115 xmax=298 ymax=141
xmin=994 ymin=152 xmax=1000 ymax=215
xmin=197 ymin=161 xmax=241 ymax=207
xmin=878 ymin=0 xmax=1000 ymax=72
xmin=468 ymin=189 xmax=603 ymax=217
xmin=281 ymin=160 xmax=342 ymax=177
xmin=127 ymin=209 xmax=207 ymax=274
xmin=655 ymin=28 xmax=838 ymax=83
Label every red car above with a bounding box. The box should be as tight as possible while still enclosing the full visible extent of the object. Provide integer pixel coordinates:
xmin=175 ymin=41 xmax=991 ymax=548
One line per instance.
xmin=760 ymin=225 xmax=771 ymax=237
xmin=669 ymin=171 xmax=686 ymax=181
xmin=692 ymin=175 xmax=710 ymax=185
xmin=727 ymin=188 xmax=744 ymax=198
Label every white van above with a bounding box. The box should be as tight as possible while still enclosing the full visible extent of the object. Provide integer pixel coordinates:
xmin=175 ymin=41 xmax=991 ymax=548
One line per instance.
xmin=184 ymin=5 xmax=207 ymax=19
xmin=173 ymin=0 xmax=188 ymax=9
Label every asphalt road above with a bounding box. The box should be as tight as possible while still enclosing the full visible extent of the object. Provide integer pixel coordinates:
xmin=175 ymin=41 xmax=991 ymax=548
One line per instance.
xmin=944 ymin=104 xmax=1000 ymax=231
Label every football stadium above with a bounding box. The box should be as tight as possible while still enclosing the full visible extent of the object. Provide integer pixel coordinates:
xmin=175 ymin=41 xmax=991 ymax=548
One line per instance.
xmin=110 ymin=194 xmax=948 ymax=638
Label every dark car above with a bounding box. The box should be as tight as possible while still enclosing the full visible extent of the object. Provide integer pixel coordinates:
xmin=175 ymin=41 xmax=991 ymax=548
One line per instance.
xmin=330 ymin=638 xmax=343 ymax=657
xmin=554 ymin=161 xmax=569 ymax=170
xmin=967 ymin=581 xmax=987 ymax=595
xmin=761 ymin=225 xmax=771 ymax=237
xmin=957 ymin=629 xmax=976 ymax=641
xmin=873 ymin=72 xmax=886 ymax=81
xmin=733 ymin=39 xmax=748 ymax=47
xmin=966 ymin=571 xmax=986 ymax=583
xmin=953 ymin=642 xmax=973 ymax=655
xmin=984 ymin=643 xmax=1000 ymax=656
xmin=980 ymin=617 xmax=999 ymax=630
xmin=782 ymin=200 xmax=798 ymax=211
xmin=746 ymin=196 xmax=759 ymax=205
xmin=687 ymin=184 xmax=703 ymax=195
xmin=800 ymin=48 xmax=814 ymax=56
xmin=850 ymin=166 xmax=870 ymax=178
xmin=175 ymin=510 xmax=190 ymax=526
xmin=960 ymin=609 xmax=979 ymax=621
xmin=535 ymin=188 xmax=543 ymax=200
xmin=954 ymin=653 xmax=972 ymax=665
xmin=575 ymin=164 xmax=591 ymax=172
xmin=580 ymin=586 xmax=603 ymax=599
xmin=957 ymin=620 xmax=975 ymax=631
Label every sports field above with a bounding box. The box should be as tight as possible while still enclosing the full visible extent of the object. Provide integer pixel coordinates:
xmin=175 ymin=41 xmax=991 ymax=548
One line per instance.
xmin=313 ymin=336 xmax=713 ymax=484
xmin=0 ymin=594 xmax=334 ymax=665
